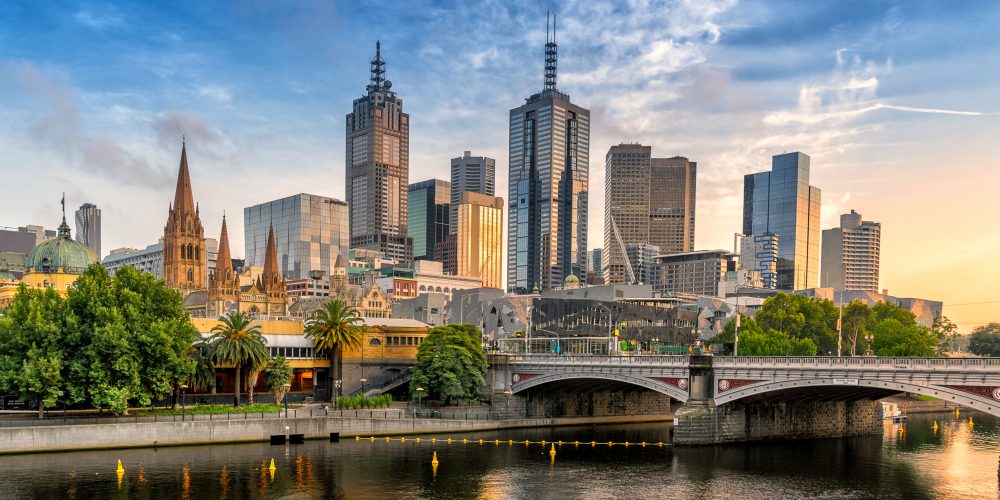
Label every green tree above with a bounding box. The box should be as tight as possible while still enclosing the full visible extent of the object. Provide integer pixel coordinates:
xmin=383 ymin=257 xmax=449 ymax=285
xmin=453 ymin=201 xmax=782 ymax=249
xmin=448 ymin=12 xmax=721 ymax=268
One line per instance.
xmin=304 ymin=300 xmax=364 ymax=401
xmin=410 ymin=324 xmax=487 ymax=404
xmin=968 ymin=323 xmax=1000 ymax=356
xmin=842 ymin=301 xmax=873 ymax=356
xmin=738 ymin=328 xmax=817 ymax=356
xmin=0 ymin=285 xmax=71 ymax=419
xmin=755 ymin=293 xmax=838 ymax=354
xmin=710 ymin=314 xmax=762 ymax=353
xmin=265 ymin=356 xmax=294 ymax=405
xmin=66 ymin=265 xmax=197 ymax=414
xmin=872 ymin=301 xmax=917 ymax=326
xmin=187 ymin=338 xmax=215 ymax=394
xmin=208 ymin=311 xmax=269 ymax=406
xmin=870 ymin=319 xmax=938 ymax=357
xmin=932 ymin=315 xmax=960 ymax=353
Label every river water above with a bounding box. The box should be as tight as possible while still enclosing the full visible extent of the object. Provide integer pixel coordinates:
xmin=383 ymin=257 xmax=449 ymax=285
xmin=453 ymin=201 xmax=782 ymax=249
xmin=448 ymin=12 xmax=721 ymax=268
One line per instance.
xmin=0 ymin=412 xmax=995 ymax=499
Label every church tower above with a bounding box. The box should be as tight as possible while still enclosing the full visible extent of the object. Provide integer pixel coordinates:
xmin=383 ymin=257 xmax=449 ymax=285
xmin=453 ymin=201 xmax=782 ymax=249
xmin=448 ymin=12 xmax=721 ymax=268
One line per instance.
xmin=207 ymin=214 xmax=239 ymax=317
xmin=257 ymin=224 xmax=287 ymax=316
xmin=163 ymin=140 xmax=206 ymax=294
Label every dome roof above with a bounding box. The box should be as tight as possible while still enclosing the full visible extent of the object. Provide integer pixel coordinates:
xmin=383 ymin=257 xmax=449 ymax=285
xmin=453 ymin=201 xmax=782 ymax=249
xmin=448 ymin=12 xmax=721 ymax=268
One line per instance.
xmin=564 ymin=274 xmax=580 ymax=285
xmin=24 ymin=220 xmax=97 ymax=275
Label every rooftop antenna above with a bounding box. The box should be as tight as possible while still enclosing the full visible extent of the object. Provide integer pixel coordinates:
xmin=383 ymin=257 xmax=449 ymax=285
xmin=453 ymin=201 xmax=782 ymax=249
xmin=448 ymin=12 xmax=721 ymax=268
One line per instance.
xmin=544 ymin=11 xmax=558 ymax=92
xmin=369 ymin=40 xmax=386 ymax=94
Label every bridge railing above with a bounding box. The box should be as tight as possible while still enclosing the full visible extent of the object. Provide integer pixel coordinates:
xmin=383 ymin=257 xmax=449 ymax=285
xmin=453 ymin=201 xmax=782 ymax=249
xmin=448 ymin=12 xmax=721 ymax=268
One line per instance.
xmin=713 ymin=356 xmax=1000 ymax=369
xmin=507 ymin=354 xmax=689 ymax=366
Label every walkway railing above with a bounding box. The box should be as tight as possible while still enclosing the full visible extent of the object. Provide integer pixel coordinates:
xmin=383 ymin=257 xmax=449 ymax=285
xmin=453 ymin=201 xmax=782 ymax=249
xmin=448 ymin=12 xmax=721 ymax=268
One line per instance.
xmin=509 ymin=354 xmax=689 ymax=366
xmin=506 ymin=354 xmax=1000 ymax=369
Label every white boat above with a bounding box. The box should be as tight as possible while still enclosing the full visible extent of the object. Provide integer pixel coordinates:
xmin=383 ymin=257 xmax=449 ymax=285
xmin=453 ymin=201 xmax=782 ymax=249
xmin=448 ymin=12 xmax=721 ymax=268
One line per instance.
xmin=881 ymin=401 xmax=907 ymax=422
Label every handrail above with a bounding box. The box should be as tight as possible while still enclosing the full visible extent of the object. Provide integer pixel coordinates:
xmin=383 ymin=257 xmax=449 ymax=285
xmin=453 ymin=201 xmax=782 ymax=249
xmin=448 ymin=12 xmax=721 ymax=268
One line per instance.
xmin=503 ymin=354 xmax=999 ymax=368
xmin=352 ymin=368 xmax=414 ymax=396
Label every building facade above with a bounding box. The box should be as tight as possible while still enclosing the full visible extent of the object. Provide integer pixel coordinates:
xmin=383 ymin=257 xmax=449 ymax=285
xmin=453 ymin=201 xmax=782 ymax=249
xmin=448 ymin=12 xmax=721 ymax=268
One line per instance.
xmin=244 ymin=193 xmax=349 ymax=281
xmin=346 ymin=41 xmax=412 ymax=264
xmin=162 ymin=142 xmax=206 ymax=295
xmin=739 ymin=232 xmax=779 ymax=289
xmin=103 ymin=243 xmax=164 ymax=278
xmin=455 ymin=191 xmax=504 ymax=289
xmin=74 ymin=203 xmax=101 ymax=259
xmin=654 ymin=250 xmax=737 ymax=297
xmin=603 ymin=145 xmax=696 ymax=285
xmin=450 ymin=151 xmax=495 ymax=234
xmin=743 ymin=152 xmax=821 ymax=290
xmin=408 ymin=179 xmax=451 ymax=261
xmin=391 ymin=292 xmax=448 ymax=327
xmin=507 ymin=21 xmax=589 ymax=293
xmin=821 ymin=210 xmax=881 ymax=292
xmin=625 ymin=243 xmax=660 ymax=287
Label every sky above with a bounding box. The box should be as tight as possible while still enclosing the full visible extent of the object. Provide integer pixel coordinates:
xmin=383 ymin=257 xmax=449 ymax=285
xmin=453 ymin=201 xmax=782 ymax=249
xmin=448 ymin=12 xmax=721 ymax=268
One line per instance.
xmin=1 ymin=0 xmax=998 ymax=331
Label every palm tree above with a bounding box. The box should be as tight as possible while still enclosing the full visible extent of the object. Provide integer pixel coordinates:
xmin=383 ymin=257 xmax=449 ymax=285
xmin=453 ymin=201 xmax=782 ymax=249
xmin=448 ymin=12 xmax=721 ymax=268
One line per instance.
xmin=209 ymin=311 xmax=270 ymax=406
xmin=305 ymin=300 xmax=364 ymax=401
xmin=187 ymin=337 xmax=216 ymax=394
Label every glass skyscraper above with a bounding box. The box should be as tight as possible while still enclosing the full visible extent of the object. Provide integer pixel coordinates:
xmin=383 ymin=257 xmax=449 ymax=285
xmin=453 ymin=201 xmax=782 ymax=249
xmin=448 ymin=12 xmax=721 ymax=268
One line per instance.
xmin=450 ymin=151 xmax=495 ymax=235
xmin=408 ymin=179 xmax=451 ymax=261
xmin=244 ymin=193 xmax=349 ymax=280
xmin=742 ymin=152 xmax=821 ymax=290
xmin=74 ymin=202 xmax=101 ymax=258
xmin=507 ymin=17 xmax=590 ymax=293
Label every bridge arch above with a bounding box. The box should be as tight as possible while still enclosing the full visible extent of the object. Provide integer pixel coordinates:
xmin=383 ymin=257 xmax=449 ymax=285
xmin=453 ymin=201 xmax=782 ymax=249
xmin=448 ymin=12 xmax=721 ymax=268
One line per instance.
xmin=512 ymin=372 xmax=689 ymax=403
xmin=714 ymin=378 xmax=1000 ymax=418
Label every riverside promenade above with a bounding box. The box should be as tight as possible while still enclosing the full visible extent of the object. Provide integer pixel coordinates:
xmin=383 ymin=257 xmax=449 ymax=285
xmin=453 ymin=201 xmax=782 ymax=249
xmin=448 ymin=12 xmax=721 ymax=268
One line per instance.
xmin=0 ymin=411 xmax=673 ymax=455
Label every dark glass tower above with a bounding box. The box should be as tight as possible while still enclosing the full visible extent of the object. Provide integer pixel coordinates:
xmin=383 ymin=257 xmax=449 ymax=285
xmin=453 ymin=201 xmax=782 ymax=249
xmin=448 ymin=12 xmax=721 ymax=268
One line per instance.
xmin=408 ymin=179 xmax=451 ymax=261
xmin=507 ymin=14 xmax=590 ymax=293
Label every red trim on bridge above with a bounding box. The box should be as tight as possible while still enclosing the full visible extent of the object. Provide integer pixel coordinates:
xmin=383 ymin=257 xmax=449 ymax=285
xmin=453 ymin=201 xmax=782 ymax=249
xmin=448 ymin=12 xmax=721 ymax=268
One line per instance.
xmin=653 ymin=377 xmax=689 ymax=392
xmin=718 ymin=379 xmax=763 ymax=393
xmin=512 ymin=373 xmax=539 ymax=384
xmin=945 ymin=385 xmax=1000 ymax=401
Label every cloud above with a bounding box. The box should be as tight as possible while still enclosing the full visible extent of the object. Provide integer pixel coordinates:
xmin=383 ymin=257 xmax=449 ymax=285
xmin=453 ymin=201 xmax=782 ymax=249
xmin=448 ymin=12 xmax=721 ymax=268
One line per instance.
xmin=1 ymin=61 xmax=172 ymax=188
xmin=197 ymin=84 xmax=232 ymax=103
xmin=152 ymin=111 xmax=234 ymax=162
xmin=73 ymin=7 xmax=124 ymax=29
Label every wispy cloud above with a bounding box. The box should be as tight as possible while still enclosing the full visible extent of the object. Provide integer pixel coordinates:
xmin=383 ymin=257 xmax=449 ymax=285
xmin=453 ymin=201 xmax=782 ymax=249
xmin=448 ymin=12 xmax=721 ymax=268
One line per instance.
xmin=197 ymin=84 xmax=232 ymax=103
xmin=73 ymin=7 xmax=124 ymax=30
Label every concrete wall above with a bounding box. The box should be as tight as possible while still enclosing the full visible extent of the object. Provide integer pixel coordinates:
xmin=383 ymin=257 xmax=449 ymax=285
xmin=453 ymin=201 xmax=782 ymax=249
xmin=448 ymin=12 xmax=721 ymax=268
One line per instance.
xmin=673 ymin=400 xmax=882 ymax=445
xmin=0 ymin=414 xmax=672 ymax=455
xmin=524 ymin=390 xmax=673 ymax=418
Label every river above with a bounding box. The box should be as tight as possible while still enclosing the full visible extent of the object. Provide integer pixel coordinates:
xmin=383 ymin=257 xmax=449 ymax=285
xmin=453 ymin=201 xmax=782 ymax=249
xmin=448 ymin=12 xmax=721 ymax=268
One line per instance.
xmin=0 ymin=411 xmax=995 ymax=499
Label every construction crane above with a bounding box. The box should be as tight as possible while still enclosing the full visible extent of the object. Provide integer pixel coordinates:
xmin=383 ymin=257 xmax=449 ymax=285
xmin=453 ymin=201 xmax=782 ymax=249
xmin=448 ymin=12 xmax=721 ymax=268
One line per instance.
xmin=610 ymin=215 xmax=636 ymax=285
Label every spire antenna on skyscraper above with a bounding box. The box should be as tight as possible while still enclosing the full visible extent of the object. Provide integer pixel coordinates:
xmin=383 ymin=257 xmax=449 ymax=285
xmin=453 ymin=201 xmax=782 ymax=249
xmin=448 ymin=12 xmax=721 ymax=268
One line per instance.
xmin=369 ymin=40 xmax=386 ymax=93
xmin=544 ymin=11 xmax=558 ymax=92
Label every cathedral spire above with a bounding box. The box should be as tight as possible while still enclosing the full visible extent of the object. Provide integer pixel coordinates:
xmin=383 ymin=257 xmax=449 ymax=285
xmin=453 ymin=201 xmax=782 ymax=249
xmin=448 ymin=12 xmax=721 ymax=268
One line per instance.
xmin=262 ymin=223 xmax=280 ymax=286
xmin=214 ymin=214 xmax=233 ymax=279
xmin=173 ymin=140 xmax=195 ymax=213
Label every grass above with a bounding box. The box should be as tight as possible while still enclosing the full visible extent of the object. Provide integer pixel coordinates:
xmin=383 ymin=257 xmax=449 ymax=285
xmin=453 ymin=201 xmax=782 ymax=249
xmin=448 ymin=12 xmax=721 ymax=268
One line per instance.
xmin=138 ymin=404 xmax=282 ymax=416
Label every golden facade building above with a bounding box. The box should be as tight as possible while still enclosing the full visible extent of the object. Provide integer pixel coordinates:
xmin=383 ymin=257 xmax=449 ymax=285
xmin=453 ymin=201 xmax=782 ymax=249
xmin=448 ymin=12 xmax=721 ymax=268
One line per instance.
xmin=455 ymin=191 xmax=504 ymax=289
xmin=163 ymin=141 xmax=206 ymax=294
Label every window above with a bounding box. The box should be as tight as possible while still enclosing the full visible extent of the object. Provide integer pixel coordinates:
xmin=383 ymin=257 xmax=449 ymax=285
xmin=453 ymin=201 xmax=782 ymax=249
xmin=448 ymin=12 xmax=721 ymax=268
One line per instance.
xmin=369 ymin=338 xmax=382 ymax=346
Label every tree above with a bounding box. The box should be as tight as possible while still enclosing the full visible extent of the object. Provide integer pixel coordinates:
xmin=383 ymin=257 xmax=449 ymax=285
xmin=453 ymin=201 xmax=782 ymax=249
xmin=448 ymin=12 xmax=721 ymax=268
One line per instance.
xmin=208 ymin=311 xmax=269 ymax=406
xmin=187 ymin=338 xmax=216 ymax=394
xmin=0 ymin=285 xmax=71 ymax=419
xmin=710 ymin=314 xmax=763 ymax=353
xmin=738 ymin=328 xmax=817 ymax=356
xmin=842 ymin=301 xmax=873 ymax=356
xmin=65 ymin=265 xmax=197 ymax=414
xmin=755 ymin=293 xmax=838 ymax=354
xmin=872 ymin=301 xmax=917 ymax=326
xmin=969 ymin=323 xmax=1000 ymax=356
xmin=243 ymin=353 xmax=271 ymax=405
xmin=265 ymin=356 xmax=293 ymax=405
xmin=305 ymin=300 xmax=364 ymax=401
xmin=932 ymin=315 xmax=960 ymax=353
xmin=410 ymin=324 xmax=487 ymax=404
xmin=870 ymin=319 xmax=938 ymax=357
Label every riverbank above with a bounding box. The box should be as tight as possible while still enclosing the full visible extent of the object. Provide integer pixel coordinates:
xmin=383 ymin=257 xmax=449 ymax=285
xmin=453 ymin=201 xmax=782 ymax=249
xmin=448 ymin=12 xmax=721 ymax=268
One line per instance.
xmin=0 ymin=413 xmax=674 ymax=455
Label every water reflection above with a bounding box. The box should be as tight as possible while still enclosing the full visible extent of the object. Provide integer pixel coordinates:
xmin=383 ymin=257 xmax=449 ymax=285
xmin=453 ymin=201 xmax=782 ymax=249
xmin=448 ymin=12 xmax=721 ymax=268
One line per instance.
xmin=0 ymin=412 xmax=995 ymax=499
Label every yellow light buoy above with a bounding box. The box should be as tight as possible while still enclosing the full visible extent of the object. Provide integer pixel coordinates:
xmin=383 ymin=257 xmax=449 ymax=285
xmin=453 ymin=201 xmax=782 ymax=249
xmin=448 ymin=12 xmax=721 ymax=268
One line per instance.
xmin=386 ymin=436 xmax=390 ymax=442
xmin=268 ymin=459 xmax=276 ymax=472
xmin=432 ymin=438 xmax=437 ymax=443
xmin=416 ymin=437 xmax=421 ymax=443
xmin=447 ymin=438 xmax=452 ymax=444
xmin=495 ymin=439 xmax=500 ymax=446
xmin=401 ymin=437 xmax=406 ymax=442
xmin=641 ymin=442 xmax=646 ymax=447
xmin=549 ymin=443 xmax=556 ymax=462
xmin=463 ymin=438 xmax=468 ymax=444
xmin=591 ymin=441 xmax=596 ymax=447
xmin=431 ymin=451 xmax=439 ymax=466
xmin=624 ymin=441 xmax=630 ymax=447
xmin=116 ymin=460 xmax=125 ymax=474
xmin=478 ymin=439 xmax=483 ymax=444
xmin=355 ymin=436 xmax=360 ymax=441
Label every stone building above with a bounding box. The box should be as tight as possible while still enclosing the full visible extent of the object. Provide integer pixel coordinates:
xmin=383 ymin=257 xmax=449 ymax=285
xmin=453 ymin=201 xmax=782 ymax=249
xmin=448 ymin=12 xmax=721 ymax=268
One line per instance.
xmin=162 ymin=141 xmax=206 ymax=295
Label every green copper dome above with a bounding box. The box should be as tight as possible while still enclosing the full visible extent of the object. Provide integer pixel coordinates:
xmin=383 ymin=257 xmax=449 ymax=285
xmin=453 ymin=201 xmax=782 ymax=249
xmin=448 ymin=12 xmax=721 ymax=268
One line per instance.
xmin=24 ymin=219 xmax=97 ymax=275
xmin=0 ymin=269 xmax=15 ymax=281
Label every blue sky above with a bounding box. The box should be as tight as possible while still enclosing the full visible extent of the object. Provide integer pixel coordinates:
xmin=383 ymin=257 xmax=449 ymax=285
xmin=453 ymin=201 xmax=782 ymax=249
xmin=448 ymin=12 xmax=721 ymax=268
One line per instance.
xmin=2 ymin=0 xmax=999 ymax=328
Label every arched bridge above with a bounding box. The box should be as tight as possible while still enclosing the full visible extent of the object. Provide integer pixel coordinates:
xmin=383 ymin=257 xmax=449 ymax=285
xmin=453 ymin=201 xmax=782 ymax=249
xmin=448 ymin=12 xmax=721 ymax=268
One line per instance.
xmin=494 ymin=354 xmax=1000 ymax=417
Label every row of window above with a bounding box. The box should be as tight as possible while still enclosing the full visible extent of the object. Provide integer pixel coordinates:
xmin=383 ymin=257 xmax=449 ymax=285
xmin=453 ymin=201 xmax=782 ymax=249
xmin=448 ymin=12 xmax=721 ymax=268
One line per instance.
xmin=386 ymin=336 xmax=424 ymax=346
xmin=269 ymin=346 xmax=316 ymax=359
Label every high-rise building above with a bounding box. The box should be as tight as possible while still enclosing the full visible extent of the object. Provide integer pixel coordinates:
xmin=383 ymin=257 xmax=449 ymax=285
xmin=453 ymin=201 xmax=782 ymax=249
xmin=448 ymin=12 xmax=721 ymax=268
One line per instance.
xmin=408 ymin=179 xmax=451 ymax=261
xmin=74 ymin=203 xmax=101 ymax=258
xmin=588 ymin=248 xmax=603 ymax=274
xmin=455 ymin=191 xmax=504 ymax=289
xmin=507 ymin=14 xmax=590 ymax=293
xmin=821 ymin=210 xmax=881 ymax=292
xmin=603 ymin=144 xmax=696 ymax=285
xmin=162 ymin=141 xmax=206 ymax=294
xmin=244 ymin=193 xmax=349 ymax=281
xmin=743 ymin=152 xmax=821 ymax=290
xmin=450 ymin=151 xmax=495 ymax=234
xmin=739 ymin=232 xmax=778 ymax=289
xmin=654 ymin=250 xmax=738 ymax=297
xmin=346 ymin=41 xmax=412 ymax=264
xmin=625 ymin=243 xmax=660 ymax=287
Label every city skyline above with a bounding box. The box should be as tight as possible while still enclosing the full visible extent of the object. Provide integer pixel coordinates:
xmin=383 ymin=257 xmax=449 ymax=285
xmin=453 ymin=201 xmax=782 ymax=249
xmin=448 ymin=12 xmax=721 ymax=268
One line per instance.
xmin=1 ymin=1 xmax=998 ymax=328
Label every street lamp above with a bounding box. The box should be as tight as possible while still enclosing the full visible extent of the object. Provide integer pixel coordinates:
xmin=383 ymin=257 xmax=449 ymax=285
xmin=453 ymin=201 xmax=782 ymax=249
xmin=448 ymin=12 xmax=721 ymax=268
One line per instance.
xmin=415 ymin=387 xmax=425 ymax=417
xmin=864 ymin=334 xmax=875 ymax=356
xmin=179 ymin=384 xmax=188 ymax=418
xmin=534 ymin=327 xmax=563 ymax=355
xmin=282 ymin=383 xmax=291 ymax=417
xmin=359 ymin=378 xmax=368 ymax=396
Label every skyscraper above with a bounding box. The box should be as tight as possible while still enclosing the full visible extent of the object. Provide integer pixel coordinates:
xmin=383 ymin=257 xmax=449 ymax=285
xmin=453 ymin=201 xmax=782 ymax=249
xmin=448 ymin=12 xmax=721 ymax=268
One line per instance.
xmin=162 ymin=141 xmax=205 ymax=294
xmin=821 ymin=210 xmax=881 ymax=292
xmin=603 ymin=144 xmax=696 ymax=285
xmin=74 ymin=203 xmax=101 ymax=258
xmin=450 ymin=151 xmax=495 ymax=234
xmin=408 ymin=179 xmax=451 ymax=261
xmin=455 ymin=191 xmax=504 ymax=289
xmin=346 ymin=41 xmax=412 ymax=264
xmin=244 ymin=193 xmax=349 ymax=281
xmin=507 ymin=14 xmax=590 ymax=293
xmin=743 ymin=152 xmax=821 ymax=290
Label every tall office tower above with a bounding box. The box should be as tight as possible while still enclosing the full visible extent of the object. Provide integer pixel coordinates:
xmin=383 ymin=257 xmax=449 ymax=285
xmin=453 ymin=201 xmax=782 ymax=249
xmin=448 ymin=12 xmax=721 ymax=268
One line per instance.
xmin=162 ymin=141 xmax=206 ymax=294
xmin=739 ymin=232 xmax=779 ymax=289
xmin=589 ymin=248 xmax=603 ymax=274
xmin=821 ymin=210 xmax=881 ymax=292
xmin=74 ymin=203 xmax=101 ymax=258
xmin=450 ymin=151 xmax=495 ymax=234
xmin=603 ymin=144 xmax=697 ymax=285
xmin=743 ymin=152 xmax=821 ymax=290
xmin=346 ymin=41 xmax=412 ymax=264
xmin=455 ymin=192 xmax=504 ymax=289
xmin=408 ymin=179 xmax=451 ymax=261
xmin=244 ymin=193 xmax=349 ymax=281
xmin=507 ymin=14 xmax=590 ymax=293
xmin=625 ymin=243 xmax=661 ymax=287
